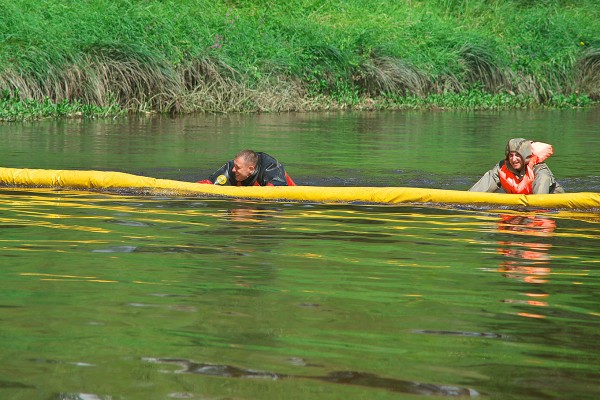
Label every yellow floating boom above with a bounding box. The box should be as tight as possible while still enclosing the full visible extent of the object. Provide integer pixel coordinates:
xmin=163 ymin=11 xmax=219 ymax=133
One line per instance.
xmin=1 ymin=167 xmax=599 ymax=209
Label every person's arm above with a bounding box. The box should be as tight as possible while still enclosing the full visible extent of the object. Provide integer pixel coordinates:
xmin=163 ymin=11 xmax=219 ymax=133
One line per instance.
xmin=469 ymin=163 xmax=502 ymax=192
xmin=531 ymin=163 xmax=557 ymax=194
xmin=260 ymin=162 xmax=290 ymax=186
xmin=197 ymin=162 xmax=232 ymax=185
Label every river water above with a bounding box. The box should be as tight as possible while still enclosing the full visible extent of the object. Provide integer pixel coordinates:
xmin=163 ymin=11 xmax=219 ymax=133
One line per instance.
xmin=1 ymin=110 xmax=599 ymax=400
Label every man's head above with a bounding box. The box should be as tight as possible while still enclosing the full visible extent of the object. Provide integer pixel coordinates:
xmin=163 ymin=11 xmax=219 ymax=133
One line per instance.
xmin=508 ymin=151 xmax=524 ymax=171
xmin=505 ymin=138 xmax=532 ymax=173
xmin=232 ymin=149 xmax=258 ymax=182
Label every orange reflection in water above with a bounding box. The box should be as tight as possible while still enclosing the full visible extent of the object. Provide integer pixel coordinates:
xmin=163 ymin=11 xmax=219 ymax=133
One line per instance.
xmin=496 ymin=213 xmax=557 ymax=318
xmin=497 ymin=214 xmax=556 ymax=284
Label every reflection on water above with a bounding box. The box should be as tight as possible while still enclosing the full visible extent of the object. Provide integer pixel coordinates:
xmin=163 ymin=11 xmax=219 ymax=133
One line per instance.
xmin=1 ymin=109 xmax=599 ymax=190
xmin=54 ymin=394 xmax=111 ymax=400
xmin=497 ymin=214 xmax=555 ymax=283
xmin=495 ymin=214 xmax=557 ymax=319
xmin=143 ymin=357 xmax=480 ymax=397
xmin=1 ymin=189 xmax=598 ymax=399
xmin=479 ymin=212 xmax=588 ymax=321
xmin=1 ymin=106 xmax=600 ymax=400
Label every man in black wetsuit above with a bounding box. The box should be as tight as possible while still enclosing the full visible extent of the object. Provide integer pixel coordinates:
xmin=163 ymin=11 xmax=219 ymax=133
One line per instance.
xmin=198 ymin=149 xmax=295 ymax=186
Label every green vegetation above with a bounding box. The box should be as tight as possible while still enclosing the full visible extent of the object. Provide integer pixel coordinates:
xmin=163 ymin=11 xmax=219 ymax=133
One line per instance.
xmin=0 ymin=89 xmax=122 ymax=122
xmin=0 ymin=0 xmax=598 ymax=120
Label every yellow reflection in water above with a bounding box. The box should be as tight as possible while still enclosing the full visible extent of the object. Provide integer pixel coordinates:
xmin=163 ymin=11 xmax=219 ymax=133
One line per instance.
xmin=0 ymin=189 xmax=213 ymax=231
xmin=0 ymin=216 xmax=111 ymax=234
xmin=21 ymin=272 xmax=96 ymax=279
xmin=20 ymin=272 xmax=173 ymax=286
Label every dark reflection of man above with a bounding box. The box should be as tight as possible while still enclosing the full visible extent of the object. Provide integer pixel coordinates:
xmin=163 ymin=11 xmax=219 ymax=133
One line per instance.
xmin=216 ymin=201 xmax=284 ymax=288
xmin=227 ymin=206 xmax=264 ymax=223
xmin=224 ymin=200 xmax=279 ymax=223
xmin=495 ymin=213 xmax=557 ymax=317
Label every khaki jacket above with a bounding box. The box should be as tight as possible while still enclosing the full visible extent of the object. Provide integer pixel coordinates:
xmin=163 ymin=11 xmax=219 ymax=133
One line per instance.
xmin=469 ymin=161 xmax=564 ymax=194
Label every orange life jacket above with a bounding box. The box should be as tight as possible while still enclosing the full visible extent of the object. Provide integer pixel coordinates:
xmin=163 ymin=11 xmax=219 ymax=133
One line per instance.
xmin=498 ymin=142 xmax=553 ymax=194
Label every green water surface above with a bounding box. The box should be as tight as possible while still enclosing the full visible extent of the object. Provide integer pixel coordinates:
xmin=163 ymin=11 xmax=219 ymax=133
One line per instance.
xmin=1 ymin=110 xmax=599 ymax=399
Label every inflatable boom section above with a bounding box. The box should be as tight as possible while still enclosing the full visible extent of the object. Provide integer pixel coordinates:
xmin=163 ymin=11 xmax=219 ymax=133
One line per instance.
xmin=1 ymin=167 xmax=599 ymax=209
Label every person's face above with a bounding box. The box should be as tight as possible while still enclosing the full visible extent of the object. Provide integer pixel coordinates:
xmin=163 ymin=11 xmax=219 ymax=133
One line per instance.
xmin=508 ymin=151 xmax=524 ymax=171
xmin=232 ymin=157 xmax=255 ymax=182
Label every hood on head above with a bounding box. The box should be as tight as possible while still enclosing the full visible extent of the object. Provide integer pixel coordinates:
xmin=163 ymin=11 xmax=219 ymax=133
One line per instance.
xmin=505 ymin=138 xmax=532 ymax=168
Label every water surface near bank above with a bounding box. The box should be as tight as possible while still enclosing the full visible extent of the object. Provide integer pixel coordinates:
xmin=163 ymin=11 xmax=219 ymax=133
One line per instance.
xmin=2 ymin=109 xmax=599 ymax=191
xmin=1 ymin=110 xmax=599 ymax=400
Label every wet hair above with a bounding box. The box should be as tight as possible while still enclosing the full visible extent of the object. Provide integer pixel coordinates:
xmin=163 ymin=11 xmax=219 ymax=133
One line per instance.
xmin=234 ymin=149 xmax=258 ymax=167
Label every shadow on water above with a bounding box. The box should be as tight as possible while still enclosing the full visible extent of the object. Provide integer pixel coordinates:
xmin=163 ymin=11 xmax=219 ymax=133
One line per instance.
xmin=413 ymin=330 xmax=503 ymax=339
xmin=140 ymin=358 xmax=481 ymax=397
xmin=0 ymin=380 xmax=35 ymax=389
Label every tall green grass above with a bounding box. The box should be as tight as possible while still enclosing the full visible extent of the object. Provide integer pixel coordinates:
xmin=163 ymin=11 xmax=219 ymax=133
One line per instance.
xmin=0 ymin=0 xmax=598 ymax=120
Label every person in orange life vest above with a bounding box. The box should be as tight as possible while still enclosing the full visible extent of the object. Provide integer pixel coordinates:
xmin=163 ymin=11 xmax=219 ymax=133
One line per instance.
xmin=469 ymin=138 xmax=564 ymax=194
xmin=198 ymin=149 xmax=295 ymax=186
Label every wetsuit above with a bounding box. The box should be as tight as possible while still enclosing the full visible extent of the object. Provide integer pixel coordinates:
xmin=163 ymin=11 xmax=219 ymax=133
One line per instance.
xmin=469 ymin=138 xmax=564 ymax=194
xmin=199 ymin=152 xmax=295 ymax=186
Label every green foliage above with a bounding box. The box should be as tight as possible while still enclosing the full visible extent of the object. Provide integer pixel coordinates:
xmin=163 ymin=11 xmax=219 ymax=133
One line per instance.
xmin=0 ymin=0 xmax=598 ymax=120
xmin=0 ymin=89 xmax=122 ymax=122
xmin=381 ymin=89 xmax=591 ymax=111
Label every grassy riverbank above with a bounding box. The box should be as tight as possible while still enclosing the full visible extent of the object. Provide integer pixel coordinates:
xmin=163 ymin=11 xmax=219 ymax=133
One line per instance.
xmin=1 ymin=0 xmax=599 ymax=121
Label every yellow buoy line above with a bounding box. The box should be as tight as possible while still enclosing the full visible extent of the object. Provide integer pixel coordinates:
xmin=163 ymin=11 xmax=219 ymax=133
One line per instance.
xmin=1 ymin=167 xmax=599 ymax=209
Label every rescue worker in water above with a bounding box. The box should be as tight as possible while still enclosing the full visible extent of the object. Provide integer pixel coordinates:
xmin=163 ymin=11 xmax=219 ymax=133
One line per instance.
xmin=198 ymin=149 xmax=295 ymax=186
xmin=469 ymin=138 xmax=564 ymax=194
